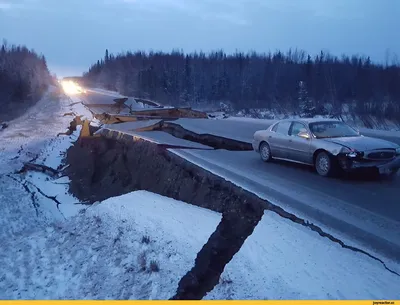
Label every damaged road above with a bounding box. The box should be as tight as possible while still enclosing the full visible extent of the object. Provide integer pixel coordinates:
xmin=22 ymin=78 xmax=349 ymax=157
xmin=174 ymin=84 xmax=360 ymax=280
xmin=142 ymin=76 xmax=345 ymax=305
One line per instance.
xmin=65 ymin=135 xmax=265 ymax=299
xmin=64 ymin=132 xmax=400 ymax=300
xmin=157 ymin=121 xmax=252 ymax=151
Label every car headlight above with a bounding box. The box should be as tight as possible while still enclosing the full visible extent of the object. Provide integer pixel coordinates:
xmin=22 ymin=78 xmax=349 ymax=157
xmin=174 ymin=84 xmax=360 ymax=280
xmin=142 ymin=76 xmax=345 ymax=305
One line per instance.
xmin=340 ymin=147 xmax=354 ymax=154
xmin=396 ymin=147 xmax=400 ymax=155
xmin=340 ymin=147 xmax=358 ymax=158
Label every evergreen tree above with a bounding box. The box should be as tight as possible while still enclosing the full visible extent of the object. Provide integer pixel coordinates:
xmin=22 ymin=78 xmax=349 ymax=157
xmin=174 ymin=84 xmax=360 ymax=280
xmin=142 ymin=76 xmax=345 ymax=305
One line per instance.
xmin=105 ymin=49 xmax=109 ymax=63
xmin=81 ymin=48 xmax=400 ymax=123
xmin=298 ymin=81 xmax=315 ymax=117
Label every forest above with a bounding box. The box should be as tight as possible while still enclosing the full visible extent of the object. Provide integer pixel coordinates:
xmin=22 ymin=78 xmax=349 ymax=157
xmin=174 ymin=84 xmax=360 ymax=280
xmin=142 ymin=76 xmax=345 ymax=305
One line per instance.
xmin=0 ymin=41 xmax=51 ymax=121
xmin=82 ymin=48 xmax=400 ymax=124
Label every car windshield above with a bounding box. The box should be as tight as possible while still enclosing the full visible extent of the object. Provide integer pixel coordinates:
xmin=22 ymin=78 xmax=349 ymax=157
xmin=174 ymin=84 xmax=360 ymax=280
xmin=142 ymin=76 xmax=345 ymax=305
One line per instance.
xmin=309 ymin=121 xmax=360 ymax=138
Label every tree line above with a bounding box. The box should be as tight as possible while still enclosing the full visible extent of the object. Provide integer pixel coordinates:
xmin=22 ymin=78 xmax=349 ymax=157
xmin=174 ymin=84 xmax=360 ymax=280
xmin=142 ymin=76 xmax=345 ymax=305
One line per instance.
xmin=0 ymin=41 xmax=51 ymax=121
xmin=82 ymin=48 xmax=400 ymax=122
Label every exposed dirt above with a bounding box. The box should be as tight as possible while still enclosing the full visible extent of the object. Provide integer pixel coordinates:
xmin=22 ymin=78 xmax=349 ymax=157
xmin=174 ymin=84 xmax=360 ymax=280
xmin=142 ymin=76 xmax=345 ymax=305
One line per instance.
xmin=65 ymin=134 xmax=265 ymax=299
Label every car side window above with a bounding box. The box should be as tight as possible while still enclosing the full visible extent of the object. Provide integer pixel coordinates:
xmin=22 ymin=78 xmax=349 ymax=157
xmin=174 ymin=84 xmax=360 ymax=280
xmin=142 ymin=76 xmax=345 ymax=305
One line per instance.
xmin=290 ymin=122 xmax=308 ymax=136
xmin=275 ymin=121 xmax=291 ymax=135
xmin=271 ymin=123 xmax=279 ymax=132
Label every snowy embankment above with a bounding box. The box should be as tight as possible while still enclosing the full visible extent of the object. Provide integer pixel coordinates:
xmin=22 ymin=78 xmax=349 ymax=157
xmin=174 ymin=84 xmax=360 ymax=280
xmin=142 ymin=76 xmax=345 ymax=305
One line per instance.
xmin=0 ymin=88 xmax=399 ymax=299
xmin=228 ymin=107 xmax=400 ymax=132
xmin=206 ymin=210 xmax=400 ymax=299
xmin=226 ymin=116 xmax=400 ymax=140
xmin=0 ymin=88 xmax=218 ymax=299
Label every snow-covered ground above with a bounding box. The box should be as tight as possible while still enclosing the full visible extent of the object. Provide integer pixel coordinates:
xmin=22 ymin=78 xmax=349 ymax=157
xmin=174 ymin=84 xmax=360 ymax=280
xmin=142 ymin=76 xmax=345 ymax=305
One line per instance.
xmin=1 ymin=88 xmax=399 ymax=299
xmin=0 ymin=88 xmax=218 ymax=299
xmin=226 ymin=116 xmax=400 ymax=140
xmin=206 ymin=211 xmax=400 ymax=300
xmin=229 ymin=108 xmax=400 ymax=132
xmin=0 ymin=189 xmax=220 ymax=299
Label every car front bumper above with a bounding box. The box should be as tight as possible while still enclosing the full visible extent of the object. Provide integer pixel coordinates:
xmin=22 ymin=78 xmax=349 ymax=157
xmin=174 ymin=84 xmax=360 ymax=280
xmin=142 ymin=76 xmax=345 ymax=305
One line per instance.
xmin=252 ymin=140 xmax=259 ymax=152
xmin=338 ymin=154 xmax=400 ymax=174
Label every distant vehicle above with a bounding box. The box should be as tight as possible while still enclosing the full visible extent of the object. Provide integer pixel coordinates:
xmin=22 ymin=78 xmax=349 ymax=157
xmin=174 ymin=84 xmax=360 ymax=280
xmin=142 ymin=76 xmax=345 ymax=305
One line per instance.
xmin=252 ymin=118 xmax=400 ymax=178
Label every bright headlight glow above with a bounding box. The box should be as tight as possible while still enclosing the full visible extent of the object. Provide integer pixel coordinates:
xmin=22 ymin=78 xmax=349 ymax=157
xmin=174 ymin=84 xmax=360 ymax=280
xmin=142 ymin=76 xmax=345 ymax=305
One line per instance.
xmin=61 ymin=80 xmax=82 ymax=95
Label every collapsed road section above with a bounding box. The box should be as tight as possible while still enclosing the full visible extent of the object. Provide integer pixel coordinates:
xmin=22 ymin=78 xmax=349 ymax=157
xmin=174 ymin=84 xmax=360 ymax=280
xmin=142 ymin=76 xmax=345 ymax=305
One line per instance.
xmin=65 ymin=133 xmax=265 ymax=299
xmin=79 ymin=93 xmax=252 ymax=151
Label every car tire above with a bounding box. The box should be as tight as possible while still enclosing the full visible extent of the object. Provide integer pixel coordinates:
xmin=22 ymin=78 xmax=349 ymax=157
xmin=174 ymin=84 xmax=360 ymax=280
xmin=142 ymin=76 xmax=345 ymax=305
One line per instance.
xmin=315 ymin=151 xmax=336 ymax=177
xmin=259 ymin=142 xmax=272 ymax=162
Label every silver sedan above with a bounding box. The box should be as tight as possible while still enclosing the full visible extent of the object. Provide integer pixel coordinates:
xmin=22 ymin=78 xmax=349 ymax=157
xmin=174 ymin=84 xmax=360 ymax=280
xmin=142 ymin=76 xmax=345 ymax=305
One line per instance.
xmin=252 ymin=118 xmax=400 ymax=177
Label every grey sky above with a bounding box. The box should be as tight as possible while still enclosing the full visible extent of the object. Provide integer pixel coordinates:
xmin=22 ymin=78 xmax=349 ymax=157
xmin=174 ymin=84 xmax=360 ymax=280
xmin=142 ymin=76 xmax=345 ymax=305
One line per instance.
xmin=1 ymin=0 xmax=399 ymax=77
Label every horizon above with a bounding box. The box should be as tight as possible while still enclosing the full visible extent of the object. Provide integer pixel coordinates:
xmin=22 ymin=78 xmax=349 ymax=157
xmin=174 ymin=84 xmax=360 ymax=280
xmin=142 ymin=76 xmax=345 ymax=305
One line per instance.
xmin=4 ymin=43 xmax=399 ymax=78
xmin=45 ymin=47 xmax=400 ymax=78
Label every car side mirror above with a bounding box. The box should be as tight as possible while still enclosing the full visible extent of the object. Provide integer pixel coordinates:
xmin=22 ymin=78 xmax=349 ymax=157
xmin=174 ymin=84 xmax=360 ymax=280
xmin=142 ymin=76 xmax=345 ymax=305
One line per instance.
xmin=298 ymin=131 xmax=310 ymax=139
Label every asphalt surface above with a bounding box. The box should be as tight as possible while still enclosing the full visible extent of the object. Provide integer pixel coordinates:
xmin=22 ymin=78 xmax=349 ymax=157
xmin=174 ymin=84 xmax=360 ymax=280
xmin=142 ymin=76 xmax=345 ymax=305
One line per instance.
xmin=81 ymin=90 xmax=400 ymax=264
xmin=172 ymin=117 xmax=400 ymax=145
xmin=83 ymin=89 xmax=123 ymax=104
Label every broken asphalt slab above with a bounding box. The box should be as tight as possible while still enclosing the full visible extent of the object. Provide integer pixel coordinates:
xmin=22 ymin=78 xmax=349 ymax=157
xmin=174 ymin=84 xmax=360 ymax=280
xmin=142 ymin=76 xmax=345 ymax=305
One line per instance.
xmin=95 ymin=129 xmax=213 ymax=150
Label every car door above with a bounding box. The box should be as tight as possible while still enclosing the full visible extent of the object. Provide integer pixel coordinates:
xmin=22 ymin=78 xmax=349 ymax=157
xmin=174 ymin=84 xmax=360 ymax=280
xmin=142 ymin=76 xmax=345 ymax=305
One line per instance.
xmin=268 ymin=120 xmax=292 ymax=159
xmin=287 ymin=121 xmax=313 ymax=164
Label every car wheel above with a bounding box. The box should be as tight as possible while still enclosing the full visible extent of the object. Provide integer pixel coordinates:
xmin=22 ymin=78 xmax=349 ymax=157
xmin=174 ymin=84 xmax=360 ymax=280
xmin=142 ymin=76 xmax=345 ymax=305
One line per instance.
xmin=259 ymin=142 xmax=272 ymax=162
xmin=315 ymin=151 xmax=336 ymax=177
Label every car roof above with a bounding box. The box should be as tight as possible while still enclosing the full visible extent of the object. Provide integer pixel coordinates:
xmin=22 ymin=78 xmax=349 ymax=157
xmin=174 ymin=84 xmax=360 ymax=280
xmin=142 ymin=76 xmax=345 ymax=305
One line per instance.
xmin=274 ymin=117 xmax=341 ymax=125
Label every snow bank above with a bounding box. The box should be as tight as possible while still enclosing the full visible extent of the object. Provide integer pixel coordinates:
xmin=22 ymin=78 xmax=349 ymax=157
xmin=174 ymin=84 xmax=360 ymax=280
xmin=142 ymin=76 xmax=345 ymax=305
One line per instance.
xmin=0 ymin=92 xmax=92 ymax=175
xmin=206 ymin=211 xmax=400 ymax=300
xmin=0 ymin=191 xmax=220 ymax=299
xmin=226 ymin=116 xmax=277 ymax=125
xmin=358 ymin=127 xmax=400 ymax=139
xmin=227 ymin=116 xmax=400 ymax=140
xmin=0 ymin=89 xmax=92 ymax=236
xmin=230 ymin=110 xmax=400 ymax=134
xmin=0 ymin=89 xmax=221 ymax=299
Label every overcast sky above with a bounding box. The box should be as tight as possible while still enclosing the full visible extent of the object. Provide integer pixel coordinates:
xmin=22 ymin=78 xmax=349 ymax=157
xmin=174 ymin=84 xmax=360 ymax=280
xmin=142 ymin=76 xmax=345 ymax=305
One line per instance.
xmin=1 ymin=0 xmax=399 ymax=77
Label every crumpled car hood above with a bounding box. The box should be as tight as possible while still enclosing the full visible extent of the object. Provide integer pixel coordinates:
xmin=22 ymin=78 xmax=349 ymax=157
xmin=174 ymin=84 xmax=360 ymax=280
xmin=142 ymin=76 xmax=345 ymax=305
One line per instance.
xmin=323 ymin=136 xmax=398 ymax=151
